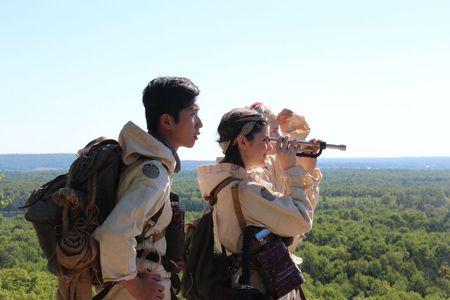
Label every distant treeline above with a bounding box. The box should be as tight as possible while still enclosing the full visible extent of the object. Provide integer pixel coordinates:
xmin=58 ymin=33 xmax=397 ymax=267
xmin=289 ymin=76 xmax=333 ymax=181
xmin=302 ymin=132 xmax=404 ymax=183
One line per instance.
xmin=1 ymin=154 xmax=450 ymax=171
xmin=0 ymin=154 xmax=213 ymax=172
xmin=2 ymin=169 xmax=450 ymax=213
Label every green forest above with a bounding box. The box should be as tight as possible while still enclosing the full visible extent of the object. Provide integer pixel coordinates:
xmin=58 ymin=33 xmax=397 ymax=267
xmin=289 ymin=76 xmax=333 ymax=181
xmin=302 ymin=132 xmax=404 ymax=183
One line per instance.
xmin=1 ymin=169 xmax=449 ymax=299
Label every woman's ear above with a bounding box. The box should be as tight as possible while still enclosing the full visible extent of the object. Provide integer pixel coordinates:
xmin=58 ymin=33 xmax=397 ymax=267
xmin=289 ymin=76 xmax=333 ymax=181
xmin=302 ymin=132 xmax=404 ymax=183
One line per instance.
xmin=236 ymin=135 xmax=247 ymax=150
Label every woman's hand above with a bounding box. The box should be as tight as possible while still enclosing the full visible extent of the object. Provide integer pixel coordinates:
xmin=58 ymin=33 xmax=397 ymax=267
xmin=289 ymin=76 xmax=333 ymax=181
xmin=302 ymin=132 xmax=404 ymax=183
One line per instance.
xmin=276 ymin=108 xmax=295 ymax=133
xmin=299 ymin=138 xmax=320 ymax=174
xmin=277 ymin=109 xmax=311 ymax=139
xmin=275 ymin=137 xmax=297 ymax=171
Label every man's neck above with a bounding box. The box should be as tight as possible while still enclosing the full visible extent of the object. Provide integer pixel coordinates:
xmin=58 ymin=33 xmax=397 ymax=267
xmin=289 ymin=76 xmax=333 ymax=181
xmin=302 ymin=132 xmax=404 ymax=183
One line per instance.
xmin=149 ymin=130 xmax=181 ymax=173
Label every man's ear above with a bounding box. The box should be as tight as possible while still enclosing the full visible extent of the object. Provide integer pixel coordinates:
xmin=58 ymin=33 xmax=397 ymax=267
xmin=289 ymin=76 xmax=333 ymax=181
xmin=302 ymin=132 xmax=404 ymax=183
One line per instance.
xmin=159 ymin=113 xmax=175 ymax=130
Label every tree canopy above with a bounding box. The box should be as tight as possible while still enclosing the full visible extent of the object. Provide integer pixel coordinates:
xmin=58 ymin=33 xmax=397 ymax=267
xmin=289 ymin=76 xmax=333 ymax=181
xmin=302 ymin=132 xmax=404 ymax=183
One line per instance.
xmin=0 ymin=169 xmax=449 ymax=299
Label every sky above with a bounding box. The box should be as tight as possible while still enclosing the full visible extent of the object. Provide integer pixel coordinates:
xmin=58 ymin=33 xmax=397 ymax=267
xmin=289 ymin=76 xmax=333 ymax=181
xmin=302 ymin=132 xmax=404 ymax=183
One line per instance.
xmin=1 ymin=0 xmax=449 ymax=160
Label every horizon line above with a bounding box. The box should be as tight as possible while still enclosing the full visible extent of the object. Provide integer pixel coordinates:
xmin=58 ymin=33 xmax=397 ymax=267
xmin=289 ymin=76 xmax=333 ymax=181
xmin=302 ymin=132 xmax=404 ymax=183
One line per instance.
xmin=1 ymin=153 xmax=450 ymax=160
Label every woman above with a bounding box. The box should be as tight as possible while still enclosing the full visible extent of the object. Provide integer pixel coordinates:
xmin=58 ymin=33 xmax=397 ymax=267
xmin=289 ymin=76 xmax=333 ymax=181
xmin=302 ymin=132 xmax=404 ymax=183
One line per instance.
xmin=247 ymin=102 xmax=319 ymax=196
xmin=248 ymin=102 xmax=322 ymax=253
xmin=197 ymin=107 xmax=321 ymax=299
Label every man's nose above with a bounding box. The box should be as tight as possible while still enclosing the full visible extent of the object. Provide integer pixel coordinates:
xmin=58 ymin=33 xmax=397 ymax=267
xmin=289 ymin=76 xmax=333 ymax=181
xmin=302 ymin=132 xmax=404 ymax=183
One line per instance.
xmin=197 ymin=117 xmax=203 ymax=129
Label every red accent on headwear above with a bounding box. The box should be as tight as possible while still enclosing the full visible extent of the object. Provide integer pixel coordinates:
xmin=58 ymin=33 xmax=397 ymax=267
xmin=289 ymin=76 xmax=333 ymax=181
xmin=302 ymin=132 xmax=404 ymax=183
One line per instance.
xmin=250 ymin=102 xmax=263 ymax=109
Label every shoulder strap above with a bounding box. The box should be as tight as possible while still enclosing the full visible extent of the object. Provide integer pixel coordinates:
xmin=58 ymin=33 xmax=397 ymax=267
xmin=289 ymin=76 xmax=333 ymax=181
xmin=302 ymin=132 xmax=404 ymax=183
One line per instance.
xmin=205 ymin=176 xmax=245 ymax=255
xmin=299 ymin=285 xmax=308 ymax=300
xmin=135 ymin=203 xmax=165 ymax=244
xmin=231 ymin=184 xmax=245 ymax=232
xmin=205 ymin=176 xmax=241 ymax=205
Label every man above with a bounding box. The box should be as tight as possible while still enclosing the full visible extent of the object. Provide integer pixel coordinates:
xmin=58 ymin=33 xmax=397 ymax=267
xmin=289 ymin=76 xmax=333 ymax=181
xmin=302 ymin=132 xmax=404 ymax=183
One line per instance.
xmin=93 ymin=76 xmax=203 ymax=300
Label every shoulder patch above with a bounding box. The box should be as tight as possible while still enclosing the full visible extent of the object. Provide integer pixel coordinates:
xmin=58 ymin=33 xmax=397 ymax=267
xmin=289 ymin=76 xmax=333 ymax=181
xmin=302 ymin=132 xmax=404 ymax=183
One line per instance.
xmin=142 ymin=163 xmax=160 ymax=179
xmin=261 ymin=187 xmax=275 ymax=201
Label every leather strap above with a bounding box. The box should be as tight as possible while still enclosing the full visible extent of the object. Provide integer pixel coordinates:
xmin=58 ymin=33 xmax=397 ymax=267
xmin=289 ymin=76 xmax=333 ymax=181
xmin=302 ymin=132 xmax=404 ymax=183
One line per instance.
xmin=299 ymin=285 xmax=308 ymax=300
xmin=206 ymin=176 xmax=242 ymax=255
xmin=205 ymin=176 xmax=241 ymax=205
xmin=92 ymin=282 xmax=115 ymax=300
xmin=149 ymin=229 xmax=166 ymax=242
xmin=135 ymin=203 xmax=165 ymax=244
xmin=230 ymin=184 xmax=245 ymax=232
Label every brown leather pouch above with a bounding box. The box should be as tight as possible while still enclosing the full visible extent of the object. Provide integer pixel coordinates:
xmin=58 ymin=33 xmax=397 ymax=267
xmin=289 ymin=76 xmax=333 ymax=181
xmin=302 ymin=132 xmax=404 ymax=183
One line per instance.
xmin=254 ymin=242 xmax=305 ymax=299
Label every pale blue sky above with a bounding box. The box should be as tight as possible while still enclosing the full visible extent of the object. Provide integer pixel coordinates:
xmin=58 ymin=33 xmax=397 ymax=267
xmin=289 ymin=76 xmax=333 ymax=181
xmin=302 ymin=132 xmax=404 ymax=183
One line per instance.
xmin=1 ymin=0 xmax=449 ymax=160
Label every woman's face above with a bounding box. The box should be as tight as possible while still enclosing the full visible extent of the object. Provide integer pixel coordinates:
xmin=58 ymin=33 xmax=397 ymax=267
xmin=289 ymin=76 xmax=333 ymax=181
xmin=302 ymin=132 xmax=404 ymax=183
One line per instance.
xmin=242 ymin=125 xmax=273 ymax=169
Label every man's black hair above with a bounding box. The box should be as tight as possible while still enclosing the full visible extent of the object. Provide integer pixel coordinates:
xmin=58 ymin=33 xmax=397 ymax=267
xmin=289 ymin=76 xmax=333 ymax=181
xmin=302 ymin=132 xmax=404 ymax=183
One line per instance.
xmin=143 ymin=76 xmax=199 ymax=132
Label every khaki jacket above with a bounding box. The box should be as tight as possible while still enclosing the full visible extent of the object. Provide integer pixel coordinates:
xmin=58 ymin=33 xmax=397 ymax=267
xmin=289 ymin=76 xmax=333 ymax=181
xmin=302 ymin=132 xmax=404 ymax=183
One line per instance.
xmin=250 ymin=155 xmax=321 ymax=209
xmin=197 ymin=162 xmax=321 ymax=254
xmin=249 ymin=117 xmax=321 ymax=253
xmin=93 ymin=121 xmax=177 ymax=282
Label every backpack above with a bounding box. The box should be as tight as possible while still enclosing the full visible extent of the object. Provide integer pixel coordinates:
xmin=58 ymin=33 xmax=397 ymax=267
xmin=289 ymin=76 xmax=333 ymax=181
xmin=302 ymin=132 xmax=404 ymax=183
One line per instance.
xmin=181 ymin=176 xmax=243 ymax=300
xmin=22 ymin=137 xmax=124 ymax=297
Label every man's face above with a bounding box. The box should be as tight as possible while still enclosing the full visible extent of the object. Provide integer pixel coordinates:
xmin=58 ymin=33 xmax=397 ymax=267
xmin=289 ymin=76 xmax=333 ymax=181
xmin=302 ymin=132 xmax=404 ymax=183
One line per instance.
xmin=171 ymin=101 xmax=203 ymax=149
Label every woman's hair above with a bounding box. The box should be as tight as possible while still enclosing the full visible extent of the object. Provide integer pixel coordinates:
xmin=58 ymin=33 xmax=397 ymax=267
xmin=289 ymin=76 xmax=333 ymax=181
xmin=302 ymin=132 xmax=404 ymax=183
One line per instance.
xmin=217 ymin=107 xmax=267 ymax=167
xmin=248 ymin=102 xmax=277 ymax=123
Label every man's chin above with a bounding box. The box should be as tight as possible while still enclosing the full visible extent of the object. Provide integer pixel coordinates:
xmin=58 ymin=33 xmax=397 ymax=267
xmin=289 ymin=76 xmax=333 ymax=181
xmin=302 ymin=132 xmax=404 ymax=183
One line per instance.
xmin=181 ymin=141 xmax=196 ymax=149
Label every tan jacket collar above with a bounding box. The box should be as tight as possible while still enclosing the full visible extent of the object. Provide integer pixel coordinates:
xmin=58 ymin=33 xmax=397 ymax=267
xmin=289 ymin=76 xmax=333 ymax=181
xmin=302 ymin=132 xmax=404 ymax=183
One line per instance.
xmin=118 ymin=121 xmax=177 ymax=175
xmin=197 ymin=163 xmax=247 ymax=199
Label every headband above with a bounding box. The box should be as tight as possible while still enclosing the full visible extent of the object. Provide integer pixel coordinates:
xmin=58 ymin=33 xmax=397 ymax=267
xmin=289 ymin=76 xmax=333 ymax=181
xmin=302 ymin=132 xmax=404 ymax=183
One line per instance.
xmin=219 ymin=116 xmax=263 ymax=154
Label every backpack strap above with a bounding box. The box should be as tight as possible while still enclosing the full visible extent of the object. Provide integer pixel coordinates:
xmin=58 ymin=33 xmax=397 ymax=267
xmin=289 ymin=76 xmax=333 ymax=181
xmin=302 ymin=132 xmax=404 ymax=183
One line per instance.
xmin=230 ymin=184 xmax=245 ymax=232
xmin=205 ymin=176 xmax=241 ymax=206
xmin=93 ymin=283 xmax=114 ymax=300
xmin=205 ymin=176 xmax=243 ymax=255
xmin=299 ymin=285 xmax=308 ymax=300
xmin=135 ymin=203 xmax=165 ymax=244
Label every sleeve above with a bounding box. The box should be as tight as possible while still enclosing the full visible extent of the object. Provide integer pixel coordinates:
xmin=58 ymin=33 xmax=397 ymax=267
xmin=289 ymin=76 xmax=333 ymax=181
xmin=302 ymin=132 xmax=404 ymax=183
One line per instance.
xmin=238 ymin=165 xmax=320 ymax=237
xmin=93 ymin=161 xmax=170 ymax=282
xmin=267 ymin=155 xmax=321 ymax=210
xmin=284 ymin=121 xmax=321 ymax=210
xmin=285 ymin=165 xmax=321 ymax=211
xmin=281 ymin=113 xmax=311 ymax=141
